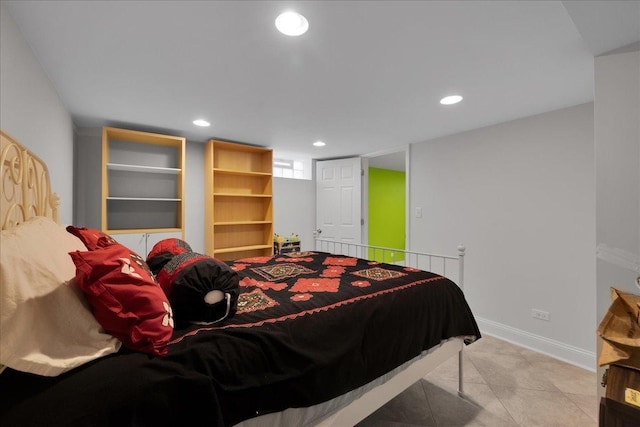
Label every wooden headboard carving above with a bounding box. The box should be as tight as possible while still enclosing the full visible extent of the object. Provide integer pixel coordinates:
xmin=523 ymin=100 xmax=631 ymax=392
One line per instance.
xmin=0 ymin=130 xmax=59 ymax=230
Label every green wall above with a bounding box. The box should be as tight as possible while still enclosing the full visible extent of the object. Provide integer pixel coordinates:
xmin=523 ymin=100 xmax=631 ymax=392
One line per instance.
xmin=368 ymin=167 xmax=405 ymax=262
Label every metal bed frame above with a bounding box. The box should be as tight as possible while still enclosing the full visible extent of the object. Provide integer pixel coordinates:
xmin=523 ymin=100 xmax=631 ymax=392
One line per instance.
xmin=314 ymin=238 xmax=467 ymax=397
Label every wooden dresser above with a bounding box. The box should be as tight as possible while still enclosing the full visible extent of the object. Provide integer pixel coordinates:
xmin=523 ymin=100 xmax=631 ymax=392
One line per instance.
xmin=600 ymin=364 xmax=640 ymax=427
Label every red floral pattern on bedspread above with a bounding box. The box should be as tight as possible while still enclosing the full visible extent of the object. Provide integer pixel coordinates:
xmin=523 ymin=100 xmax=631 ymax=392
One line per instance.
xmin=291 ymin=293 xmax=313 ymax=301
xmin=290 ymin=277 xmax=340 ymax=293
xmin=239 ymin=276 xmax=287 ymax=291
xmin=235 ymin=256 xmax=272 ymax=264
xmin=169 ymin=251 xmax=451 ymax=344
xmin=352 ymin=280 xmax=371 ymax=288
xmin=321 ymin=265 xmax=345 ymax=277
xmin=323 ymin=256 xmax=358 ymax=266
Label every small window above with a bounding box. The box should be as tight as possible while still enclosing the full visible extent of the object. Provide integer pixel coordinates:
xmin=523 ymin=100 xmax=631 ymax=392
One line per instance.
xmin=274 ymin=157 xmax=309 ymax=180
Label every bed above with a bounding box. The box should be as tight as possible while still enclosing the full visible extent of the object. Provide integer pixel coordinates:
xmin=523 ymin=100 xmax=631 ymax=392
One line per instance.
xmin=0 ymin=130 xmax=481 ymax=427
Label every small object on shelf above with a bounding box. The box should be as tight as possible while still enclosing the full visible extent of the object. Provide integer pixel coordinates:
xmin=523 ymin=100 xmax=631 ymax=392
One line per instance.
xmin=274 ymin=233 xmax=301 ymax=255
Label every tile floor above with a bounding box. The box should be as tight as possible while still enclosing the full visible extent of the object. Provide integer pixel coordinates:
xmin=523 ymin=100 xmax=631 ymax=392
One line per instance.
xmin=357 ymin=335 xmax=598 ymax=427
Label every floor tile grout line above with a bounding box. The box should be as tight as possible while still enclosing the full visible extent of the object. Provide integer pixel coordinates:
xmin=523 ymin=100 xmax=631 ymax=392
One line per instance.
xmin=418 ymin=378 xmax=439 ymax=427
xmin=561 ymin=391 xmax=600 ymax=423
xmin=467 ymin=350 xmax=521 ymax=426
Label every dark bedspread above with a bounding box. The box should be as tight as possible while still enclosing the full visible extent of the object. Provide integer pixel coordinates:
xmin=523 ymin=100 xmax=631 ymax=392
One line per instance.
xmin=0 ymin=251 xmax=480 ymax=427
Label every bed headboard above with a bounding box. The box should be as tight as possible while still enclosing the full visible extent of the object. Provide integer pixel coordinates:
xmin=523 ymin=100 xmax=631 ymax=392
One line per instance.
xmin=0 ymin=130 xmax=59 ymax=230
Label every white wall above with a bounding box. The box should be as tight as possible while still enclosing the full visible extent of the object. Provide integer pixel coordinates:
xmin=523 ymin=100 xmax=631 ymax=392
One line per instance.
xmin=0 ymin=4 xmax=74 ymax=224
xmin=184 ymin=141 xmax=205 ymax=253
xmin=409 ymin=103 xmax=596 ymax=369
xmin=74 ymin=128 xmax=102 ymax=228
xmin=594 ymin=45 xmax=640 ymax=396
xmin=273 ymin=177 xmax=316 ymax=252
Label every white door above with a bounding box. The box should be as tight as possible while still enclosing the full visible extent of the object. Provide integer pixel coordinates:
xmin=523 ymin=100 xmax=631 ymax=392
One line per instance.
xmin=315 ymin=157 xmax=362 ymax=244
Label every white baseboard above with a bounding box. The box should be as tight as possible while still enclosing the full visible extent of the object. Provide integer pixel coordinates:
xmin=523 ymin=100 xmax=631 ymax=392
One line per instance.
xmin=475 ymin=317 xmax=596 ymax=372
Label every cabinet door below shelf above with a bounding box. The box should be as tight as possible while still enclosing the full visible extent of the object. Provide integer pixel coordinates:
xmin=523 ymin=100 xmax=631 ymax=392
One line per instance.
xmin=111 ymin=231 xmax=182 ymax=258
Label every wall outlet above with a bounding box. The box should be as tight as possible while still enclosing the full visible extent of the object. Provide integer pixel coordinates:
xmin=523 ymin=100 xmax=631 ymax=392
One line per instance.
xmin=531 ymin=309 xmax=550 ymax=321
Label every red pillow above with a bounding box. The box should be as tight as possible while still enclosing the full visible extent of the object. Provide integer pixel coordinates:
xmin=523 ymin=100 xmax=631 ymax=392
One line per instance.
xmin=66 ymin=226 xmax=117 ymax=250
xmin=70 ymin=244 xmax=174 ymax=356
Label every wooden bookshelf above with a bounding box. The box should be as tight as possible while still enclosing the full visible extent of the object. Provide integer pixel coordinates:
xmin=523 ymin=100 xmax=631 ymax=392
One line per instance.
xmin=205 ymin=140 xmax=273 ymax=260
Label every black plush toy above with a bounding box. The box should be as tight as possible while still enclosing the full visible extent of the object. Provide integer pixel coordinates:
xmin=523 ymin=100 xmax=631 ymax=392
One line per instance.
xmin=146 ymin=239 xmax=239 ymax=326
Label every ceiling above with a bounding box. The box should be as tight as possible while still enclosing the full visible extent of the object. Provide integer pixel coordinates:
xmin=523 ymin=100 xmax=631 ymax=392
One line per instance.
xmin=4 ymin=1 xmax=640 ymax=165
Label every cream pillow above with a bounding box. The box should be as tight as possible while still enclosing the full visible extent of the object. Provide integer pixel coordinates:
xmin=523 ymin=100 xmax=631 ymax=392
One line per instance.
xmin=0 ymin=216 xmax=121 ymax=376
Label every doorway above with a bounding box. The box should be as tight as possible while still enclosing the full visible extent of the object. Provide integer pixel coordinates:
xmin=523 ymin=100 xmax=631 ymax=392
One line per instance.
xmin=314 ymin=148 xmax=408 ymax=257
xmin=363 ymin=148 xmax=408 ymax=261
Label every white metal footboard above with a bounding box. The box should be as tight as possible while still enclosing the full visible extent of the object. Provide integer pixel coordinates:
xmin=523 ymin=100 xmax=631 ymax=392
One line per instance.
xmin=314 ymin=239 xmax=465 ymax=291
xmin=314 ymin=238 xmax=467 ymax=397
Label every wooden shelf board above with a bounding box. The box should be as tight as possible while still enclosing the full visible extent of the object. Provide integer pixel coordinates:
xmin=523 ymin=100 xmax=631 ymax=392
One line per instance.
xmin=213 ymin=193 xmax=271 ymax=198
xmin=107 ymin=197 xmax=182 ymax=201
xmin=214 ymin=221 xmax=272 ymax=226
xmin=213 ymin=168 xmax=272 ymax=177
xmin=107 ymin=163 xmax=181 ymax=174
xmin=214 ymin=244 xmax=273 ymax=254
xmin=106 ymin=227 xmax=182 ymax=234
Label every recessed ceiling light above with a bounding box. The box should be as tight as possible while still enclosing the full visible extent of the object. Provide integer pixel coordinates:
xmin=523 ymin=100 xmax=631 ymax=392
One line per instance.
xmin=193 ymin=119 xmax=211 ymax=127
xmin=275 ymin=11 xmax=309 ymax=36
xmin=313 ymin=141 xmax=326 ymax=147
xmin=440 ymin=95 xmax=463 ymax=105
